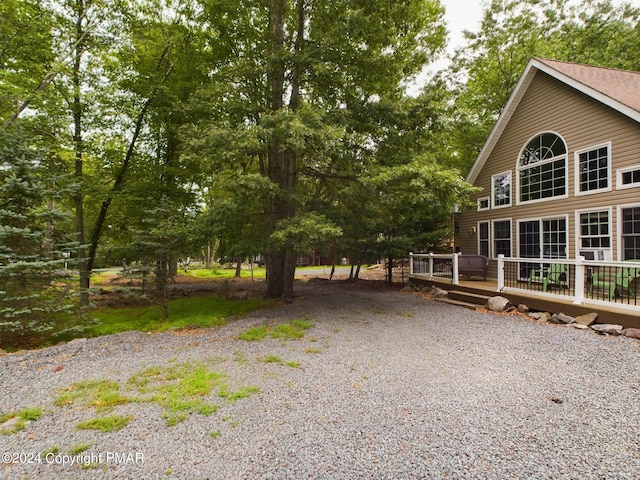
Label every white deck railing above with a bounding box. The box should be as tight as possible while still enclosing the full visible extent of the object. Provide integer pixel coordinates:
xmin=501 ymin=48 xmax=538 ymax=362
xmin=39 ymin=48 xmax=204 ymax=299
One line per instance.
xmin=409 ymin=253 xmax=640 ymax=312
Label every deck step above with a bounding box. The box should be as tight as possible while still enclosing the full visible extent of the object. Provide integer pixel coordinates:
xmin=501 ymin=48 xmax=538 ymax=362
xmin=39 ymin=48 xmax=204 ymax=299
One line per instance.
xmin=446 ymin=290 xmax=492 ymax=306
xmin=434 ymin=298 xmax=480 ymax=310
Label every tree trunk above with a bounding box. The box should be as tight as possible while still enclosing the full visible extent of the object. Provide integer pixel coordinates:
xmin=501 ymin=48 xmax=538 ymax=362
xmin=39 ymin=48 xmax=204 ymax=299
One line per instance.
xmin=72 ymin=0 xmax=89 ymax=303
xmin=264 ymin=0 xmax=300 ymax=300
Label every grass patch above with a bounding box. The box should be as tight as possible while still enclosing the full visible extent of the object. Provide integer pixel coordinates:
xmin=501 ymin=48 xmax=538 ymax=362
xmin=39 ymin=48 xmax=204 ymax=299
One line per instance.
xmin=76 ymin=415 xmax=131 ymax=432
xmin=209 ymin=430 xmax=222 ymax=438
xmin=69 ymin=443 xmax=93 ymax=455
xmin=258 ymin=355 xmax=301 ymax=368
xmin=184 ymin=267 xmax=267 ymax=280
xmin=236 ymin=325 xmax=268 ymax=341
xmin=55 ymin=380 xmax=129 ymax=412
xmin=52 ymin=360 xmax=259 ymax=428
xmin=88 ymin=295 xmax=269 ymax=337
xmin=0 ymin=407 xmax=43 ymax=435
xmin=237 ymin=319 xmax=314 ymax=342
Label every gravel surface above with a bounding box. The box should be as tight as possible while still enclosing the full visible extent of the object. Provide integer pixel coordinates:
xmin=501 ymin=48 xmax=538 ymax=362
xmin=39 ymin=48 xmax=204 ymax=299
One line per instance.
xmin=1 ymin=281 xmax=639 ymax=480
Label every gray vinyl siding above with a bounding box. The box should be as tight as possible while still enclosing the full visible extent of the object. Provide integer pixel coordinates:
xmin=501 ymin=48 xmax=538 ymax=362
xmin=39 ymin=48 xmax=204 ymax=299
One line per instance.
xmin=459 ymin=70 xmax=640 ymax=276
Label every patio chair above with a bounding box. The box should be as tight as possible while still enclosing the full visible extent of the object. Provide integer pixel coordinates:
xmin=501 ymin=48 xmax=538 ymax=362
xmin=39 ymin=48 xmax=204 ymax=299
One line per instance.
xmin=591 ymin=264 xmax=640 ymax=300
xmin=528 ymin=263 xmax=566 ymax=292
xmin=616 ymin=263 xmax=640 ymax=299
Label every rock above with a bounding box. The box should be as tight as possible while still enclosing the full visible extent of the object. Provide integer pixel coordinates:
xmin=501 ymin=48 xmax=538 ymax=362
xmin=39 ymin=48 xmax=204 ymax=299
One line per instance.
xmin=548 ymin=314 xmax=563 ymax=324
xmin=420 ymin=286 xmax=432 ymax=293
xmin=402 ymin=284 xmax=420 ymax=292
xmin=229 ymin=291 xmax=248 ymax=300
xmin=0 ymin=348 xmax=7 ymax=357
xmin=575 ymin=312 xmax=598 ymax=326
xmin=591 ymin=324 xmax=624 ymax=335
xmin=528 ymin=312 xmax=551 ymax=323
xmin=486 ymin=296 xmax=511 ymax=312
xmin=1 ymin=416 xmax=21 ymax=430
xmin=432 ymin=288 xmax=448 ymax=299
xmin=52 ymin=365 xmax=64 ymax=372
xmin=556 ymin=313 xmax=576 ymax=324
xmin=517 ymin=304 xmax=530 ymax=313
xmin=569 ymin=323 xmax=590 ymax=330
xmin=622 ymin=328 xmax=640 ymax=340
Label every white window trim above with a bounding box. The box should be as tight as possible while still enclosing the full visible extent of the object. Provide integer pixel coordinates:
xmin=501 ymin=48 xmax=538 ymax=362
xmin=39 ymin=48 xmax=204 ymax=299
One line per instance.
xmin=491 ymin=171 xmax=512 ymax=209
xmin=477 ymin=196 xmax=490 ymax=212
xmin=516 ymin=131 xmax=568 ymax=206
xmin=516 ymin=215 xmax=569 ymax=261
xmin=478 ymin=220 xmax=490 ymax=258
xmin=574 ymin=207 xmax=612 ymax=262
xmin=617 ymin=202 xmax=640 ymax=261
xmin=491 ymin=218 xmax=512 ymax=259
xmin=574 ymin=141 xmax=612 ymax=197
xmin=616 ymin=164 xmax=640 ymax=190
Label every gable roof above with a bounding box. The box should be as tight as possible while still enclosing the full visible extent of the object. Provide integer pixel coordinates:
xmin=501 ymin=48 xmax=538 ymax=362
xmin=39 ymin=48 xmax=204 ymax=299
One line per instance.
xmin=466 ymin=58 xmax=640 ymax=184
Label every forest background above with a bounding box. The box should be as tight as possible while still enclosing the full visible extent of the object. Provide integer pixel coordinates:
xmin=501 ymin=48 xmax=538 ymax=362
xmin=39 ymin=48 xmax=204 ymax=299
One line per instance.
xmin=1 ymin=0 xmax=638 ymax=336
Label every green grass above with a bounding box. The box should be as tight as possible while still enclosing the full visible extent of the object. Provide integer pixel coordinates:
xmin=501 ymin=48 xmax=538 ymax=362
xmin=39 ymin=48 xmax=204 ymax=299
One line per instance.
xmin=53 ymin=361 xmax=259 ymax=428
xmin=0 ymin=407 xmax=43 ymax=435
xmin=88 ymin=295 xmax=269 ymax=337
xmin=257 ymin=355 xmax=301 ymax=368
xmin=76 ymin=415 xmax=131 ymax=432
xmin=184 ymin=267 xmax=267 ymax=279
xmin=55 ymin=380 xmax=129 ymax=412
xmin=69 ymin=443 xmax=93 ymax=455
xmin=236 ymin=319 xmax=314 ymax=342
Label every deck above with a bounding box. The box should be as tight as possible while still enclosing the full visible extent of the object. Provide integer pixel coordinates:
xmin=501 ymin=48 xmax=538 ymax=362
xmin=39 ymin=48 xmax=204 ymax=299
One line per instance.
xmin=409 ymin=275 xmax=640 ymax=329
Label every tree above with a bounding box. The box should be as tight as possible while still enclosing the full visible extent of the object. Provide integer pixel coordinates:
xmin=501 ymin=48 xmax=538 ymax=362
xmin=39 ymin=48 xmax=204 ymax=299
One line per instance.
xmin=447 ymin=0 xmax=640 ymax=173
xmin=191 ymin=0 xmax=449 ymax=298
xmin=0 ymin=132 xmax=77 ymax=340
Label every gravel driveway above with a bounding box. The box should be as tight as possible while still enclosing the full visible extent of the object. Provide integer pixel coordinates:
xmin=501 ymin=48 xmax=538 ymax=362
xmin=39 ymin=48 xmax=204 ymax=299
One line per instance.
xmin=1 ymin=281 xmax=639 ymax=479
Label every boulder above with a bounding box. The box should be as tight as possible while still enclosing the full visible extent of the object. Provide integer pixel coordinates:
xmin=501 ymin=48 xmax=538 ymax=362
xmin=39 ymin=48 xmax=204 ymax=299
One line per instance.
xmin=486 ymin=296 xmax=511 ymax=312
xmin=556 ymin=313 xmax=576 ymax=324
xmin=568 ymin=323 xmax=590 ymax=330
xmin=622 ymin=328 xmax=640 ymax=340
xmin=575 ymin=312 xmax=598 ymax=326
xmin=517 ymin=304 xmax=530 ymax=313
xmin=528 ymin=312 xmax=551 ymax=323
xmin=432 ymin=287 xmax=449 ymax=299
xmin=591 ymin=324 xmax=624 ymax=336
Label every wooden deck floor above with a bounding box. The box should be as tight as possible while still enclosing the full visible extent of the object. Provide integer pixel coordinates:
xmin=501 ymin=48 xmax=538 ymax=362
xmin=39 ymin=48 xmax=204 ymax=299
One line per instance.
xmin=410 ymin=275 xmax=640 ymax=329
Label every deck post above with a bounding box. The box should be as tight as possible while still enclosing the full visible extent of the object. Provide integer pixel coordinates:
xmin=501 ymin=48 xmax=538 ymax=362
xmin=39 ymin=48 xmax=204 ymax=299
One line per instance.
xmin=497 ymin=254 xmax=505 ymax=292
xmin=573 ymin=255 xmax=585 ymax=305
xmin=452 ymin=253 xmax=460 ymax=285
xmin=428 ymin=252 xmax=434 ymax=280
xmin=409 ymin=252 xmax=414 ymax=276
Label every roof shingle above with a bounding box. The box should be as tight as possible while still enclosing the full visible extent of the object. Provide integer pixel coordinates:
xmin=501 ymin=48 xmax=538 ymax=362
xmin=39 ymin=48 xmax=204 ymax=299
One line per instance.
xmin=536 ymin=58 xmax=640 ymax=114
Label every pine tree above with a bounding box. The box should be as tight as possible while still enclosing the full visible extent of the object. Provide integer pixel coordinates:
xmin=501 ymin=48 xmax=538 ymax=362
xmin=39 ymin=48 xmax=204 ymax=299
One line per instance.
xmin=0 ymin=132 xmax=77 ymax=341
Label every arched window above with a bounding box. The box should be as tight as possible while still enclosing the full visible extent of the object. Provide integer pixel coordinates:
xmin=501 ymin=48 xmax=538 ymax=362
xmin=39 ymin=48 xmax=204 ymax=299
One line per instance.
xmin=517 ymin=132 xmax=567 ymax=204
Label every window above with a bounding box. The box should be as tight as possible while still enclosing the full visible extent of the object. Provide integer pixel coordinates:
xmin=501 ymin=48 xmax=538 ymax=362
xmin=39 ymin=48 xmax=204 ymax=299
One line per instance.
xmin=575 ymin=143 xmax=611 ymax=195
xmin=621 ymin=206 xmax=640 ymax=260
xmin=617 ymin=165 xmax=640 ymax=190
xmin=577 ymin=210 xmax=611 ymax=261
xmin=543 ymin=218 xmax=567 ymax=259
xmin=492 ymin=171 xmax=511 ymax=208
xmin=478 ymin=221 xmax=490 ymax=258
xmin=492 ymin=219 xmax=512 ymax=258
xmin=517 ymin=132 xmax=567 ymax=204
xmin=477 ymin=197 xmax=490 ymax=211
xmin=517 ymin=217 xmax=567 ymax=279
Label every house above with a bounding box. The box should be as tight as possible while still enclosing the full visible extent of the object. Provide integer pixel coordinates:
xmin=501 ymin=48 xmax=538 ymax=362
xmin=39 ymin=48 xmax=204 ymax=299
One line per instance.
xmin=458 ymin=58 xmax=640 ymax=282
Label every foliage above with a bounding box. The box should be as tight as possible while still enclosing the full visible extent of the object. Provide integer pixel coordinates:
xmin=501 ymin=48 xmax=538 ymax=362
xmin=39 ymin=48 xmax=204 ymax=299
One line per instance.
xmin=0 ymin=132 xmax=79 ymax=338
xmin=446 ymin=0 xmax=640 ymax=173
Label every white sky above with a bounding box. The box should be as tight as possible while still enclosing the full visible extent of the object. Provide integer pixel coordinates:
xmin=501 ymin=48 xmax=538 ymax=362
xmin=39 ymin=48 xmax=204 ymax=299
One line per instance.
xmin=440 ymin=0 xmax=638 ymax=54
